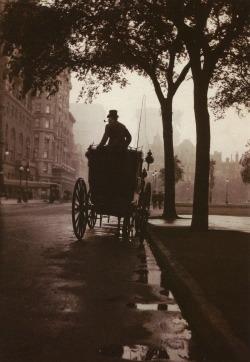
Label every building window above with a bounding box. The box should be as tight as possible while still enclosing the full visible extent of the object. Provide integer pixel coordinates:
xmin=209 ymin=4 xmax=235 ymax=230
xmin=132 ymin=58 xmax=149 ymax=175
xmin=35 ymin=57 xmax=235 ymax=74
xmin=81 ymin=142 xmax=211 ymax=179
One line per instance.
xmin=44 ymin=138 xmax=50 ymax=149
xmin=6 ymin=102 xmax=9 ymax=115
xmin=35 ymin=103 xmax=41 ymax=112
xmin=44 ymin=120 xmax=50 ymax=128
xmin=36 ymin=90 xmax=41 ymax=98
xmin=35 ymin=119 xmax=40 ymax=127
xmin=5 ymin=124 xmax=8 ymax=139
xmin=11 ymin=128 xmax=16 ymax=141
xmin=19 ymin=133 xmax=23 ymax=145
xmin=45 ymin=105 xmax=51 ymax=114
xmin=43 ymin=163 xmax=48 ymax=173
xmin=43 ymin=150 xmax=48 ymax=158
xmin=10 ymin=150 xmax=14 ymax=162
xmin=34 ymin=137 xmax=39 ymax=148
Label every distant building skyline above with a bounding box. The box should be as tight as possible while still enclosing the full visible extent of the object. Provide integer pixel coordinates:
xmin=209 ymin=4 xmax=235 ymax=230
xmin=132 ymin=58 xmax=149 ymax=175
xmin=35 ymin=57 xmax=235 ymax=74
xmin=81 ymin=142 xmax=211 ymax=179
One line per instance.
xmin=70 ymin=102 xmax=245 ymax=163
xmin=70 ymin=71 xmax=249 ymax=159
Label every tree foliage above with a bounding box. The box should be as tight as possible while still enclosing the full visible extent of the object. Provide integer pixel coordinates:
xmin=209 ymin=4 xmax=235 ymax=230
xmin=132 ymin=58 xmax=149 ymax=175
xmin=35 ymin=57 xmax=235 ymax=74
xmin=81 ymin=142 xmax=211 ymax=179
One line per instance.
xmin=239 ymin=140 xmax=250 ymax=184
xmin=209 ymin=159 xmax=216 ymax=203
xmin=159 ymin=155 xmax=184 ymax=185
xmin=210 ymin=33 xmax=250 ymax=119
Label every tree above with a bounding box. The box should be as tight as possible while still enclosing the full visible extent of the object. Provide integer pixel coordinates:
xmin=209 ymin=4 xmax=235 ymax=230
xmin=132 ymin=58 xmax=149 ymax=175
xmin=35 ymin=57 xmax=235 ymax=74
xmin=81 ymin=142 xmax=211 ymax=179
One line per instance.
xmin=159 ymin=155 xmax=184 ymax=185
xmin=239 ymin=140 xmax=250 ymax=184
xmin=0 ymin=0 xmax=191 ymax=220
xmin=210 ymin=33 xmax=250 ymax=119
xmin=209 ymin=159 xmax=216 ymax=203
xmin=168 ymin=0 xmax=249 ymax=230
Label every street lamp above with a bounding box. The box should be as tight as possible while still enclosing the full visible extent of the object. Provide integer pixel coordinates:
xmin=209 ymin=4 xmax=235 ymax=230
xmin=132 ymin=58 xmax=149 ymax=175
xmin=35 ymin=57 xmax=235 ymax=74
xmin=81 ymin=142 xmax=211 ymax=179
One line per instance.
xmin=0 ymin=139 xmax=9 ymax=198
xmin=17 ymin=166 xmax=24 ymax=203
xmin=152 ymin=170 xmax=158 ymax=191
xmin=25 ymin=167 xmax=30 ymax=203
xmin=225 ymin=178 xmax=229 ymax=205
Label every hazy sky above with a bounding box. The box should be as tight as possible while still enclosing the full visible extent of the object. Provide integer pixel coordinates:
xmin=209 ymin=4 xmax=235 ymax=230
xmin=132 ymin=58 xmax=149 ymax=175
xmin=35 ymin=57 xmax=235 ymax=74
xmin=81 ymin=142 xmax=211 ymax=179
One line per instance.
xmin=70 ymin=71 xmax=249 ymax=160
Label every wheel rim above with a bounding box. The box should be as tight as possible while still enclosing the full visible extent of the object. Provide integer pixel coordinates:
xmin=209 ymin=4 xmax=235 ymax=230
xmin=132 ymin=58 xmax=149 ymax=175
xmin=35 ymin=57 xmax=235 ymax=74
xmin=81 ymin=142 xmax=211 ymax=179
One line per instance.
xmin=72 ymin=178 xmax=88 ymax=240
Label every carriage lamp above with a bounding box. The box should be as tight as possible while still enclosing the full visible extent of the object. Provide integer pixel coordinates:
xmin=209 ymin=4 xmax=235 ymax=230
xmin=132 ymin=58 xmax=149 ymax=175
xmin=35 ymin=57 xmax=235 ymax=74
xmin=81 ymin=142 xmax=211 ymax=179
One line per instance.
xmin=145 ymin=150 xmax=154 ymax=170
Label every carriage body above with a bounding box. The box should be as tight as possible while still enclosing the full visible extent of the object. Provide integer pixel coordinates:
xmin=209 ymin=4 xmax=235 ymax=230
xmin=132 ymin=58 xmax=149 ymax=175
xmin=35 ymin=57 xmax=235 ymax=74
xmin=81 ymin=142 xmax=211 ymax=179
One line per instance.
xmin=72 ymin=146 xmax=151 ymax=240
xmin=87 ymin=147 xmax=143 ymax=216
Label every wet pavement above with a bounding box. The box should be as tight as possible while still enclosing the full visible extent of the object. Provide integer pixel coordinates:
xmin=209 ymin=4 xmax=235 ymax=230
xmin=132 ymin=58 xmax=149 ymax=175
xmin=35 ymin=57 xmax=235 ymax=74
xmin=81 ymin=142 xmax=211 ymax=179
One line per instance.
xmin=0 ymin=204 xmax=210 ymax=361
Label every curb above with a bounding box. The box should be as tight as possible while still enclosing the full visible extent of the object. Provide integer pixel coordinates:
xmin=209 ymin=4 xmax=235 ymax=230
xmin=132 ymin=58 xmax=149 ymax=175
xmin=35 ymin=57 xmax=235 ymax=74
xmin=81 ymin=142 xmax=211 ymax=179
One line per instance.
xmin=147 ymin=223 xmax=250 ymax=362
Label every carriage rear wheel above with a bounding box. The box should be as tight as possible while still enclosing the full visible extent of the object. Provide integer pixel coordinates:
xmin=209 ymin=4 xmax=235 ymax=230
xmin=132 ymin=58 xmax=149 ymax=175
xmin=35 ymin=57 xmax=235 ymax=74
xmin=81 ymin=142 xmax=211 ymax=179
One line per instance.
xmin=87 ymin=190 xmax=97 ymax=229
xmin=72 ymin=178 xmax=88 ymax=240
xmin=135 ymin=182 xmax=151 ymax=240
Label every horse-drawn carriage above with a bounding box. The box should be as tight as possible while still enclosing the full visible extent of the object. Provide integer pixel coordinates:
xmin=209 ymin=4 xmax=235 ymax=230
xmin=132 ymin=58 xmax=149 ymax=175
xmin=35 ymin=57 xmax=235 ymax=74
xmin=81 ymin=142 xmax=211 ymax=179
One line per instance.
xmin=71 ymin=146 xmax=152 ymax=240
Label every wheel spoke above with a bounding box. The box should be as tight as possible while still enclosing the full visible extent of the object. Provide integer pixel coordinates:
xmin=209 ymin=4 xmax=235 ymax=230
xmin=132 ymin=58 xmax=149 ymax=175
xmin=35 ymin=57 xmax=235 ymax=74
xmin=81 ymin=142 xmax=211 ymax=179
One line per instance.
xmin=72 ymin=178 xmax=87 ymax=240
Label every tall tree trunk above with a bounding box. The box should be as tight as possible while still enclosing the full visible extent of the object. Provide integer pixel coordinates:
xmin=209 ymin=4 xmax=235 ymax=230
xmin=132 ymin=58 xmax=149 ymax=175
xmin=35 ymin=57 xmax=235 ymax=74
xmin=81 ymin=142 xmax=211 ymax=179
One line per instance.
xmin=161 ymin=98 xmax=178 ymax=219
xmin=191 ymin=78 xmax=210 ymax=230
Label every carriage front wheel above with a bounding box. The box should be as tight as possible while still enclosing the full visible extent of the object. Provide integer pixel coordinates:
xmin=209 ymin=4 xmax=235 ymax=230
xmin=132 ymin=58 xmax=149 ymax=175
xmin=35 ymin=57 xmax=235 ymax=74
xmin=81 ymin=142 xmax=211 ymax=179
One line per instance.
xmin=72 ymin=178 xmax=88 ymax=240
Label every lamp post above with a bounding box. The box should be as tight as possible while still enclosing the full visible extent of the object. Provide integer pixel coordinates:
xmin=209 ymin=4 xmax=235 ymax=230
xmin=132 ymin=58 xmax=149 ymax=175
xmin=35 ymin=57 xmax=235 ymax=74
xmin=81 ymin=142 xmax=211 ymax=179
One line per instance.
xmin=152 ymin=170 xmax=158 ymax=192
xmin=17 ymin=166 xmax=24 ymax=203
xmin=25 ymin=167 xmax=30 ymax=202
xmin=0 ymin=139 xmax=8 ymax=199
xmin=225 ymin=178 xmax=229 ymax=205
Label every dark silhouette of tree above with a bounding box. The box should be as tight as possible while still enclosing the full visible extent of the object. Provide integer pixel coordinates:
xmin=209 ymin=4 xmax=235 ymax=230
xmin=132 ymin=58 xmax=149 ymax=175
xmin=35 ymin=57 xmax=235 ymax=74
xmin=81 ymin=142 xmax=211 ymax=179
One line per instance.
xmin=159 ymin=155 xmax=184 ymax=186
xmin=168 ymin=0 xmax=249 ymax=230
xmin=209 ymin=159 xmax=216 ymax=203
xmin=0 ymin=0 xmax=191 ymax=220
xmin=210 ymin=33 xmax=249 ymax=119
xmin=240 ymin=140 xmax=250 ymax=184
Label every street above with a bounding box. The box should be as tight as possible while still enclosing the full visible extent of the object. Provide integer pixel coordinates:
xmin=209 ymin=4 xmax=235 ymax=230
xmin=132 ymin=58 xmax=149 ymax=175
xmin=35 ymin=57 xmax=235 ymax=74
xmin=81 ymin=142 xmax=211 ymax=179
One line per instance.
xmin=0 ymin=203 xmax=208 ymax=362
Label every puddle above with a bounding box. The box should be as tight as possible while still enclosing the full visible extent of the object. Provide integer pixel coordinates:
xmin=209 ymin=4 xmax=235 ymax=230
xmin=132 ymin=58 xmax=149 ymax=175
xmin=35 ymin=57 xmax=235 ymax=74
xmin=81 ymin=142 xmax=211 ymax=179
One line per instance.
xmin=99 ymin=344 xmax=169 ymax=360
xmin=126 ymin=302 xmax=180 ymax=312
xmin=123 ymin=240 xmax=207 ymax=361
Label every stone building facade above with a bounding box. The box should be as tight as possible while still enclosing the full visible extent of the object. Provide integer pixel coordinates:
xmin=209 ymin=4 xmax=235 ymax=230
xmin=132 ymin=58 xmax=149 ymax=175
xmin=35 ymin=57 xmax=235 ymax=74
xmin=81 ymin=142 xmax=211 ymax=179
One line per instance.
xmin=0 ymin=63 xmax=83 ymax=200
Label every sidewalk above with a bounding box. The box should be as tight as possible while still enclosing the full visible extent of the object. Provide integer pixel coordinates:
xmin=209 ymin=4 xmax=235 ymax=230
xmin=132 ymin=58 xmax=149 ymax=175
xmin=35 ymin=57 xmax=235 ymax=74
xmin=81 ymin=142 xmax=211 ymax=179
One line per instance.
xmin=0 ymin=198 xmax=45 ymax=205
xmin=147 ymin=212 xmax=250 ymax=361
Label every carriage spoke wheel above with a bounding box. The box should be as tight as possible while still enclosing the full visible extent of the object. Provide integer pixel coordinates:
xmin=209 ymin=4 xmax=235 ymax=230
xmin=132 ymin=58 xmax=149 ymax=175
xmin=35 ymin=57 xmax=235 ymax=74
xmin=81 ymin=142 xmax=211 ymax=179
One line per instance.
xmin=87 ymin=190 xmax=97 ymax=229
xmin=72 ymin=178 xmax=88 ymax=240
xmin=136 ymin=182 xmax=151 ymax=240
xmin=122 ymin=215 xmax=131 ymax=237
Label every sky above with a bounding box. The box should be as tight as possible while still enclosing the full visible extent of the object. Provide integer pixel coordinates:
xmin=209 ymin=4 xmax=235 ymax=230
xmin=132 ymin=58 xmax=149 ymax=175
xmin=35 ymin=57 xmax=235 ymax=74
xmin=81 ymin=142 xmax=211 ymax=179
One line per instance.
xmin=70 ymin=71 xmax=249 ymax=160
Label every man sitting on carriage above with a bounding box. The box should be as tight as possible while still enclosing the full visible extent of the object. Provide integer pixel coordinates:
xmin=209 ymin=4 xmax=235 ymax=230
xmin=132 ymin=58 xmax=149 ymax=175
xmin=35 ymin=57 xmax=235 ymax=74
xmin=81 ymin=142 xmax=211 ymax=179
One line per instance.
xmin=97 ymin=110 xmax=132 ymax=149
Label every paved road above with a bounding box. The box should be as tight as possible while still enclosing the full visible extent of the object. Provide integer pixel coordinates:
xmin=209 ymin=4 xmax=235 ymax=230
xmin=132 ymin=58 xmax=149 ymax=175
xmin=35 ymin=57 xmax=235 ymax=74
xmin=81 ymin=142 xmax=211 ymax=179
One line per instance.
xmin=0 ymin=204 xmax=208 ymax=362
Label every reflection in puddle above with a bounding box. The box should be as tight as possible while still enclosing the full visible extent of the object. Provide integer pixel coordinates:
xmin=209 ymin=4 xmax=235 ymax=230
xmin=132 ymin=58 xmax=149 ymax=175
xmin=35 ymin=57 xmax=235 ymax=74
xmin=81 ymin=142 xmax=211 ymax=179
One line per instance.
xmin=99 ymin=344 xmax=169 ymax=361
xmin=126 ymin=303 xmax=180 ymax=312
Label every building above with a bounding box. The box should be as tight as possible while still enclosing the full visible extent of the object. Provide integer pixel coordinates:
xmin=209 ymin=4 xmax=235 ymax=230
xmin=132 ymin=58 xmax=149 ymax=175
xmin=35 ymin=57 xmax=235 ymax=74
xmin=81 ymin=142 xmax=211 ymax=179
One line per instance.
xmin=32 ymin=71 xmax=78 ymax=197
xmin=174 ymin=140 xmax=248 ymax=204
xmin=0 ymin=63 xmax=82 ymax=200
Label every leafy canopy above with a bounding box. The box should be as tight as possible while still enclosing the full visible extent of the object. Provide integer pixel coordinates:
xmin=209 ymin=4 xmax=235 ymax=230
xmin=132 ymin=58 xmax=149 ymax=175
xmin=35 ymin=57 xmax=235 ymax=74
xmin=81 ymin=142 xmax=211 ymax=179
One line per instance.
xmin=240 ymin=140 xmax=250 ymax=184
xmin=1 ymin=0 xmax=189 ymax=100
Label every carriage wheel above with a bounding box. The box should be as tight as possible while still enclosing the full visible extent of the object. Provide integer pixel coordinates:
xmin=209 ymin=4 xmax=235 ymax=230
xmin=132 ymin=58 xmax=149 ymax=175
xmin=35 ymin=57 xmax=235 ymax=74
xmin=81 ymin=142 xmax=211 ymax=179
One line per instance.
xmin=72 ymin=178 xmax=88 ymax=240
xmin=144 ymin=182 xmax=151 ymax=211
xmin=122 ymin=215 xmax=131 ymax=237
xmin=135 ymin=182 xmax=151 ymax=240
xmin=87 ymin=190 xmax=97 ymax=229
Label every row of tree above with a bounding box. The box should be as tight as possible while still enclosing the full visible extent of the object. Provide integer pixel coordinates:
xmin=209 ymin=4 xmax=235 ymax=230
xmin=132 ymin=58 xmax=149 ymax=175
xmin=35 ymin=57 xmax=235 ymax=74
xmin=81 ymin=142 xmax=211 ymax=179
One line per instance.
xmin=0 ymin=0 xmax=249 ymax=230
